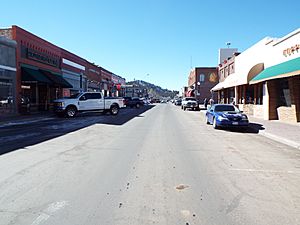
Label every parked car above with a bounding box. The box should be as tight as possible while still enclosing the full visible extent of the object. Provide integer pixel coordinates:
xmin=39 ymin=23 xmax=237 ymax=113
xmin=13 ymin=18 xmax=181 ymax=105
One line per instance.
xmin=205 ymin=104 xmax=249 ymax=129
xmin=181 ymin=97 xmax=199 ymax=111
xmin=123 ymin=97 xmax=144 ymax=108
xmin=53 ymin=92 xmax=125 ymax=117
xmin=174 ymin=99 xmax=182 ymax=106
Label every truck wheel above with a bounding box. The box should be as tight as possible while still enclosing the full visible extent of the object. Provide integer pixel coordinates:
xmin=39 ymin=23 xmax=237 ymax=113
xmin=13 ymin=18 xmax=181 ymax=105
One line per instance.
xmin=66 ymin=106 xmax=77 ymax=117
xmin=136 ymin=103 xmax=140 ymax=108
xmin=183 ymin=107 xmax=186 ymax=111
xmin=110 ymin=105 xmax=119 ymax=115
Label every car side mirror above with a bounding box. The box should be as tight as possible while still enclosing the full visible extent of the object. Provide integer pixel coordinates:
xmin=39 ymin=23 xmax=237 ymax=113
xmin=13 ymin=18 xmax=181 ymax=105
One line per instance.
xmin=79 ymin=96 xmax=86 ymax=101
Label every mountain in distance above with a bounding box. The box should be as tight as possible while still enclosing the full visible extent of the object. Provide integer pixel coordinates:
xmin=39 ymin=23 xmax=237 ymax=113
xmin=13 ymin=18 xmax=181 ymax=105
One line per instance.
xmin=126 ymin=80 xmax=179 ymax=99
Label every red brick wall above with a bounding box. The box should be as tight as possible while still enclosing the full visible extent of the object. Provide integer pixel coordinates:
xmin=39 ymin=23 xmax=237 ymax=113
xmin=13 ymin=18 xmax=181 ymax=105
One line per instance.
xmin=195 ymin=67 xmax=218 ymax=102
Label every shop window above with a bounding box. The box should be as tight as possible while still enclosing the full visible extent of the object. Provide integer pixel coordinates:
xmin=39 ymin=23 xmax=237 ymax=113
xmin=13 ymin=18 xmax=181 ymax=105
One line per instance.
xmin=245 ymin=85 xmax=254 ymax=104
xmin=277 ymin=79 xmax=291 ymax=107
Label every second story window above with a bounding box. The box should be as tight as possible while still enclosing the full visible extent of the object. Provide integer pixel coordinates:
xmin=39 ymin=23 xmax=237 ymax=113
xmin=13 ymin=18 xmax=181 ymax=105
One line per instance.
xmin=199 ymin=74 xmax=205 ymax=83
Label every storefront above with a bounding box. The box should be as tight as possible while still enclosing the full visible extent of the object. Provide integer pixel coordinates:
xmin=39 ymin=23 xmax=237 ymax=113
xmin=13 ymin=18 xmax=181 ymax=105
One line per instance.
xmin=61 ymin=52 xmax=87 ymax=96
xmin=212 ymin=28 xmax=300 ymax=123
xmin=86 ymin=62 xmax=101 ymax=92
xmin=111 ymin=74 xmax=126 ymax=97
xmin=212 ymin=37 xmax=272 ymax=117
xmin=0 ymin=36 xmax=17 ymax=115
xmin=251 ymin=57 xmax=300 ymax=122
xmin=100 ymin=68 xmax=112 ymax=97
xmin=0 ymin=26 xmax=72 ymax=112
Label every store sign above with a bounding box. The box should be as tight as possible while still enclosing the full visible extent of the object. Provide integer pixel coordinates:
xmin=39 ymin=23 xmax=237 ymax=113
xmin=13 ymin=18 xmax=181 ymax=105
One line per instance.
xmin=27 ymin=48 xmax=59 ymax=67
xmin=283 ymin=44 xmax=300 ymax=57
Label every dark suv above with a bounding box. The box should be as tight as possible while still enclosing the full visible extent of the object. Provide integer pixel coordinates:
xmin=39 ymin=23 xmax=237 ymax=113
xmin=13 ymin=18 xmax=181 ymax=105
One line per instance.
xmin=124 ymin=97 xmax=144 ymax=108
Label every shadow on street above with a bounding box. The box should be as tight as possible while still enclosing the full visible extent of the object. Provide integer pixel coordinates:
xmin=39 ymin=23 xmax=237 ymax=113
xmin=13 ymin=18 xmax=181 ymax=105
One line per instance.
xmin=223 ymin=122 xmax=265 ymax=134
xmin=0 ymin=105 xmax=155 ymax=155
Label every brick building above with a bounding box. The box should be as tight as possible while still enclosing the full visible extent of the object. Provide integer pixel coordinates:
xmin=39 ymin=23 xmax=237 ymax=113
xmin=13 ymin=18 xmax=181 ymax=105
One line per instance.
xmin=0 ymin=26 xmax=72 ymax=112
xmin=0 ymin=25 xmax=124 ymax=113
xmin=187 ymin=67 xmax=218 ymax=103
xmin=0 ymin=36 xmax=17 ymax=115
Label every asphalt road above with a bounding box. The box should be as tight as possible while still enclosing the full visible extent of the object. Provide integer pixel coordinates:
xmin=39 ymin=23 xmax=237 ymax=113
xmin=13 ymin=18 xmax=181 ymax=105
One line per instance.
xmin=0 ymin=104 xmax=299 ymax=225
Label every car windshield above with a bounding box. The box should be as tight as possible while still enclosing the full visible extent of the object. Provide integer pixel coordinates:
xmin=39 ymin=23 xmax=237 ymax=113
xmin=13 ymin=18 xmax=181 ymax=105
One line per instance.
xmin=214 ymin=105 xmax=239 ymax=112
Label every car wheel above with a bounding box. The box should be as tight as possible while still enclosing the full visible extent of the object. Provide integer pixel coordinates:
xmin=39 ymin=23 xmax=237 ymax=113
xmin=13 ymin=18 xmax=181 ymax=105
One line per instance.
xmin=206 ymin=116 xmax=210 ymax=124
xmin=213 ymin=117 xmax=218 ymax=129
xmin=65 ymin=106 xmax=77 ymax=117
xmin=110 ymin=105 xmax=119 ymax=115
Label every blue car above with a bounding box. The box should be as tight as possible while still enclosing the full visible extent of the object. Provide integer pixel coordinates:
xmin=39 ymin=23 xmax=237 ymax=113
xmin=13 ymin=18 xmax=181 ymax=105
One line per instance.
xmin=205 ymin=104 xmax=249 ymax=129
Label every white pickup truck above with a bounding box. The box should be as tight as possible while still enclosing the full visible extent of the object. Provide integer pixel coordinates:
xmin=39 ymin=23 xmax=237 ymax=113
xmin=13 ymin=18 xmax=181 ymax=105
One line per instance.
xmin=181 ymin=97 xmax=199 ymax=111
xmin=53 ymin=92 xmax=125 ymax=117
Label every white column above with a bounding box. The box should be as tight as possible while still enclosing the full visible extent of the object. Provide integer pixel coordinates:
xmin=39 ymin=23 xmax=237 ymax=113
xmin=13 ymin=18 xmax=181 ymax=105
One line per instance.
xmin=263 ymin=82 xmax=269 ymax=120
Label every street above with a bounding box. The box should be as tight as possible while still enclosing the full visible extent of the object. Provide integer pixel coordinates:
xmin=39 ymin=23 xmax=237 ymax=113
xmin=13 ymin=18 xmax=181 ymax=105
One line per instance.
xmin=0 ymin=104 xmax=300 ymax=225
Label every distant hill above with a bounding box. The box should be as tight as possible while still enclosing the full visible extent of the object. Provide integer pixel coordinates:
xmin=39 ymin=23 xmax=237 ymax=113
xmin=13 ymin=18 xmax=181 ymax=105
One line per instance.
xmin=126 ymin=80 xmax=179 ymax=99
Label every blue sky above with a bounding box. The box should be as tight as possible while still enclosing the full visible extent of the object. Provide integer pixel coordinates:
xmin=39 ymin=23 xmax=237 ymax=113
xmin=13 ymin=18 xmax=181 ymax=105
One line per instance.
xmin=1 ymin=0 xmax=300 ymax=91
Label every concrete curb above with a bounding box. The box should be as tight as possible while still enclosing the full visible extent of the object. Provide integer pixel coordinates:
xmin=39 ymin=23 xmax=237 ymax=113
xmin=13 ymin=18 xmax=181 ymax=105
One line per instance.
xmin=259 ymin=130 xmax=300 ymax=150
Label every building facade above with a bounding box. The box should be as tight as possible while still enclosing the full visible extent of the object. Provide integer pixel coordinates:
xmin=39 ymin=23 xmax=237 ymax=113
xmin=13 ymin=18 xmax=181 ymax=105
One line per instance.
xmin=86 ymin=62 xmax=101 ymax=92
xmin=0 ymin=26 xmax=72 ymax=112
xmin=0 ymin=25 xmax=126 ymax=114
xmin=188 ymin=67 xmax=218 ymax=103
xmin=60 ymin=50 xmax=87 ymax=96
xmin=211 ymin=28 xmax=300 ymax=123
xmin=0 ymin=36 xmax=17 ymax=115
xmin=100 ymin=67 xmax=112 ymax=97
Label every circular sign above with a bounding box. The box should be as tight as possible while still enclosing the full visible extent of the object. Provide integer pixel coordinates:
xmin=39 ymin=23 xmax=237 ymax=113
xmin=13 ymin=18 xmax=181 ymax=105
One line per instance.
xmin=209 ymin=72 xmax=218 ymax=83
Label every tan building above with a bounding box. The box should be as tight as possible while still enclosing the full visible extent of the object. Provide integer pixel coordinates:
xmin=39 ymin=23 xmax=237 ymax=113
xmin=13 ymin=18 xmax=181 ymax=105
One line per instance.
xmin=212 ymin=28 xmax=300 ymax=123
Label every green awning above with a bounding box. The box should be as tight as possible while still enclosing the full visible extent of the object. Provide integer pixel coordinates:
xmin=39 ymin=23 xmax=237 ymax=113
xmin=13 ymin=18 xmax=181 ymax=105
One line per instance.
xmin=40 ymin=70 xmax=73 ymax=88
xmin=250 ymin=57 xmax=300 ymax=84
xmin=21 ymin=67 xmax=53 ymax=84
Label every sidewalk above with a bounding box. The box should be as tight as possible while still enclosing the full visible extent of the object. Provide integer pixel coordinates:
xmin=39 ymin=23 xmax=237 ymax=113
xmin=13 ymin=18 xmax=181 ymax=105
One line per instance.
xmin=199 ymin=109 xmax=300 ymax=150
xmin=249 ymin=116 xmax=300 ymax=150
xmin=0 ymin=112 xmax=55 ymax=128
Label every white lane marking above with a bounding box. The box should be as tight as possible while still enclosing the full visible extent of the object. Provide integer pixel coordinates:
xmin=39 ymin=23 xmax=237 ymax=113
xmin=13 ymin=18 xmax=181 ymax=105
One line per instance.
xmin=30 ymin=201 xmax=68 ymax=225
xmin=229 ymin=168 xmax=300 ymax=174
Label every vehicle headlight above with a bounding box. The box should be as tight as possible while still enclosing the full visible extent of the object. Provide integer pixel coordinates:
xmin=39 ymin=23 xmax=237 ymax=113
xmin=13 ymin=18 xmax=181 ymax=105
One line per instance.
xmin=57 ymin=102 xmax=64 ymax=107
xmin=218 ymin=115 xmax=228 ymax=121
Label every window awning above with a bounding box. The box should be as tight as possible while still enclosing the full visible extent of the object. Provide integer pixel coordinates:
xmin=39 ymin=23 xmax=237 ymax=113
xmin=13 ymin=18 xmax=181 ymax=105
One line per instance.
xmin=186 ymin=89 xmax=195 ymax=97
xmin=211 ymin=82 xmax=224 ymax=91
xmin=41 ymin=70 xmax=73 ymax=88
xmin=250 ymin=57 xmax=300 ymax=84
xmin=211 ymin=73 xmax=245 ymax=91
xmin=21 ymin=67 xmax=53 ymax=84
